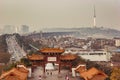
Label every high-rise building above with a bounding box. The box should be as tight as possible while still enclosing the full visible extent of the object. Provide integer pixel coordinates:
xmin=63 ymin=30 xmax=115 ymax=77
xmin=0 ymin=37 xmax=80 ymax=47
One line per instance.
xmin=40 ymin=30 xmax=43 ymax=39
xmin=0 ymin=27 xmax=2 ymax=34
xmin=3 ymin=25 xmax=15 ymax=34
xmin=15 ymin=26 xmax=19 ymax=33
xmin=21 ymin=25 xmax=29 ymax=34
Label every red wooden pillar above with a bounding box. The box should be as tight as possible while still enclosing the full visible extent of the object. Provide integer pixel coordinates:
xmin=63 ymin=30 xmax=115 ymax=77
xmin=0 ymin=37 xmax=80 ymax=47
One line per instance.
xmin=58 ymin=62 xmax=61 ymax=74
xmin=70 ymin=63 xmax=72 ymax=72
xmin=31 ymin=66 xmax=34 ymax=73
xmin=43 ymin=63 xmax=45 ymax=73
xmin=58 ymin=62 xmax=62 ymax=78
xmin=43 ymin=62 xmax=46 ymax=78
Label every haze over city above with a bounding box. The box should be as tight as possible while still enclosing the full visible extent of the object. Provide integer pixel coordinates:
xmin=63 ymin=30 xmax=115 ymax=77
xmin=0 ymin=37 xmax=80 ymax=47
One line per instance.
xmin=0 ymin=0 xmax=120 ymax=31
xmin=1 ymin=0 xmax=120 ymax=80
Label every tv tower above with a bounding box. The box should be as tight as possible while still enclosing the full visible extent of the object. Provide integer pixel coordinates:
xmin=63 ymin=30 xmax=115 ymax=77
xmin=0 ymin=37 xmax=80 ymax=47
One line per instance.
xmin=15 ymin=26 xmax=18 ymax=33
xmin=93 ymin=5 xmax=96 ymax=28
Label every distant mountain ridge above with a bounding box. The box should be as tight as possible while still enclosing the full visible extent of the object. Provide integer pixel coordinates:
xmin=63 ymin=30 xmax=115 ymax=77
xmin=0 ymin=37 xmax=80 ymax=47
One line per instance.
xmin=43 ymin=27 xmax=120 ymax=38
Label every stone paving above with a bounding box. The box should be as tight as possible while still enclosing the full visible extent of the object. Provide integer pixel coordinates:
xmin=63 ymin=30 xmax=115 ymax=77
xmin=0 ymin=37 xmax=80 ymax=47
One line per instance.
xmin=28 ymin=67 xmax=80 ymax=80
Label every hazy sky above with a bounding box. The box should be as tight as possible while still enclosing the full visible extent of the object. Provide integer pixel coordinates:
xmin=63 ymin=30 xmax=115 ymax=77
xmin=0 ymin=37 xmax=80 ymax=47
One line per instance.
xmin=0 ymin=0 xmax=120 ymax=31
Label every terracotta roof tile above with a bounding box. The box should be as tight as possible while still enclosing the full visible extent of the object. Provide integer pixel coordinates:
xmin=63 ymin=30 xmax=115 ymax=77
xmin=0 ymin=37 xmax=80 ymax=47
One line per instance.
xmin=28 ymin=54 xmax=44 ymax=60
xmin=91 ymin=75 xmax=107 ymax=80
xmin=60 ymin=53 xmax=77 ymax=60
xmin=17 ymin=67 xmax=29 ymax=73
xmin=40 ymin=48 xmax=64 ymax=53
xmin=4 ymin=75 xmax=21 ymax=80
xmin=80 ymin=67 xmax=108 ymax=80
xmin=75 ymin=65 xmax=86 ymax=73
xmin=0 ymin=66 xmax=29 ymax=80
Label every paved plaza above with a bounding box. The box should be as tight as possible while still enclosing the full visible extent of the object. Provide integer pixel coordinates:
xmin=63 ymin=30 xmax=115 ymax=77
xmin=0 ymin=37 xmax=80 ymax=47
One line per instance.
xmin=28 ymin=67 xmax=80 ymax=80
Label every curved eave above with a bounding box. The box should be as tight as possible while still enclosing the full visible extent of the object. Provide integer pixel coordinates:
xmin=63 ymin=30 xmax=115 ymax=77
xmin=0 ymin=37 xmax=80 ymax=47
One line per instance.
xmin=39 ymin=48 xmax=65 ymax=54
xmin=27 ymin=54 xmax=45 ymax=61
xmin=60 ymin=58 xmax=76 ymax=61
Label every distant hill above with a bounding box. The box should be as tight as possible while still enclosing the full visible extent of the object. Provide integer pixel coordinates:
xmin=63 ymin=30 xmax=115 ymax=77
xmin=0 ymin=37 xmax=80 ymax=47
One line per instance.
xmin=0 ymin=34 xmax=8 ymax=52
xmin=0 ymin=34 xmax=11 ymax=64
xmin=43 ymin=27 xmax=120 ymax=38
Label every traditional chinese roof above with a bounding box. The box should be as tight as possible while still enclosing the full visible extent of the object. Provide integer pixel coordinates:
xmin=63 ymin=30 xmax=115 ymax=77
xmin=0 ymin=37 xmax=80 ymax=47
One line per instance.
xmin=0 ymin=66 xmax=29 ymax=80
xmin=28 ymin=54 xmax=44 ymax=60
xmin=40 ymin=48 xmax=64 ymax=54
xmin=60 ymin=53 xmax=77 ymax=60
xmin=80 ymin=67 xmax=108 ymax=80
xmin=3 ymin=75 xmax=20 ymax=80
xmin=91 ymin=75 xmax=108 ymax=80
xmin=17 ymin=65 xmax=29 ymax=73
xmin=75 ymin=64 xmax=86 ymax=73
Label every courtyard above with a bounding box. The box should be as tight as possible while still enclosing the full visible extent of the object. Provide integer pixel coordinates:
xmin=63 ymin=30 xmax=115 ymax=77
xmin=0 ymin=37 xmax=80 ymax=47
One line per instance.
xmin=28 ymin=67 xmax=80 ymax=80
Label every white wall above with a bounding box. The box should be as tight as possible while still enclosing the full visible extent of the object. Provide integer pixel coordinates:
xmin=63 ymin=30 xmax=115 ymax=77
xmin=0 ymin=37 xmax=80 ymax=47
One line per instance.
xmin=79 ymin=55 xmax=109 ymax=61
xmin=115 ymin=39 xmax=120 ymax=47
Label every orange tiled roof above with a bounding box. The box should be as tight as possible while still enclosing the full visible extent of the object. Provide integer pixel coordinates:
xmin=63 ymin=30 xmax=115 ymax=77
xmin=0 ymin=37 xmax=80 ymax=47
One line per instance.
xmin=28 ymin=54 xmax=44 ymax=60
xmin=4 ymin=75 xmax=20 ymax=80
xmin=80 ymin=67 xmax=108 ymax=80
xmin=75 ymin=65 xmax=86 ymax=73
xmin=40 ymin=48 xmax=64 ymax=53
xmin=91 ymin=75 xmax=108 ymax=80
xmin=17 ymin=66 xmax=29 ymax=73
xmin=0 ymin=67 xmax=29 ymax=80
xmin=60 ymin=53 xmax=77 ymax=60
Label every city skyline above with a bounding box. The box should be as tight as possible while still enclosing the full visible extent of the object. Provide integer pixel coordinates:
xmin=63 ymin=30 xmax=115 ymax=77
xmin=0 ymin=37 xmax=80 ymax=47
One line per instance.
xmin=0 ymin=0 xmax=120 ymax=31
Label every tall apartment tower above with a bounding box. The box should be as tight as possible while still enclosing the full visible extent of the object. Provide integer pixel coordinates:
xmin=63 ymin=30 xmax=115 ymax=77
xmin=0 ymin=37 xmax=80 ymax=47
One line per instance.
xmin=21 ymin=25 xmax=29 ymax=34
xmin=3 ymin=25 xmax=15 ymax=34
xmin=15 ymin=26 xmax=19 ymax=33
xmin=93 ymin=5 xmax=96 ymax=28
xmin=40 ymin=30 xmax=43 ymax=39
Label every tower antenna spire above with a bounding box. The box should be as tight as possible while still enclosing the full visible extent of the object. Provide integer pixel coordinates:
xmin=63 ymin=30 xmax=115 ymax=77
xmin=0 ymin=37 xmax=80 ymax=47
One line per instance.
xmin=93 ymin=5 xmax=96 ymax=28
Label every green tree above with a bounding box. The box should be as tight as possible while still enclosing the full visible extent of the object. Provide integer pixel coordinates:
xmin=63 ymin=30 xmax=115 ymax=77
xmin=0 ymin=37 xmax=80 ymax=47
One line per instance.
xmin=72 ymin=55 xmax=86 ymax=67
xmin=110 ymin=67 xmax=120 ymax=80
xmin=3 ymin=63 xmax=17 ymax=71
xmin=20 ymin=58 xmax=31 ymax=67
